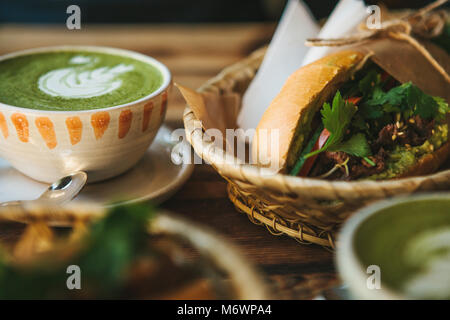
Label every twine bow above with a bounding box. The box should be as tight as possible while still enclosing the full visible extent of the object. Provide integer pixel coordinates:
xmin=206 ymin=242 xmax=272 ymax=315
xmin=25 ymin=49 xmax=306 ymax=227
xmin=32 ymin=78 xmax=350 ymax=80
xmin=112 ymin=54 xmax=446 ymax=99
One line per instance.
xmin=306 ymin=0 xmax=450 ymax=83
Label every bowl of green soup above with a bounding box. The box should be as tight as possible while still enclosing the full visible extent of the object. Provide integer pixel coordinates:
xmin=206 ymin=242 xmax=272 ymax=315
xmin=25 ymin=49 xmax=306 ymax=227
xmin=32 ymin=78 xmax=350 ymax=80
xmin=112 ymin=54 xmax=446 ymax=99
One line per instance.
xmin=0 ymin=46 xmax=171 ymax=183
xmin=337 ymin=193 xmax=450 ymax=299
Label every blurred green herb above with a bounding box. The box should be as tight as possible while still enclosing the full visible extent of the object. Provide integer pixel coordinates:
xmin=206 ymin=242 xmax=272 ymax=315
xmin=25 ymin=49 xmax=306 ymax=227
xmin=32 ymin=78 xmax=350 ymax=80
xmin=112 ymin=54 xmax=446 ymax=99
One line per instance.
xmin=0 ymin=203 xmax=155 ymax=299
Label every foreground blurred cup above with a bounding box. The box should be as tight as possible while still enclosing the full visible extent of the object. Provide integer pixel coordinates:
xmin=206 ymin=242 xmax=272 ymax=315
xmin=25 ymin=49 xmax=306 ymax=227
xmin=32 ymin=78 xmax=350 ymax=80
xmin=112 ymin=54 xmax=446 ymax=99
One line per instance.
xmin=0 ymin=46 xmax=171 ymax=183
xmin=337 ymin=193 xmax=450 ymax=300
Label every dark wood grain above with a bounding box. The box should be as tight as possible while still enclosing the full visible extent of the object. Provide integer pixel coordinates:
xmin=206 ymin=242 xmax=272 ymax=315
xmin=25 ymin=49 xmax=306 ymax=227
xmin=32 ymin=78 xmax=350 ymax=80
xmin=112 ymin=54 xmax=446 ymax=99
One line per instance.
xmin=0 ymin=23 xmax=337 ymax=299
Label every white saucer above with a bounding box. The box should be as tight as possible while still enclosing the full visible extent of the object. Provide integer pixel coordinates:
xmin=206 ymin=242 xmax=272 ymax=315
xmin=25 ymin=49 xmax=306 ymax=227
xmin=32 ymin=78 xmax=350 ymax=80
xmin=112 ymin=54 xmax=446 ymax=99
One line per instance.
xmin=0 ymin=125 xmax=194 ymax=207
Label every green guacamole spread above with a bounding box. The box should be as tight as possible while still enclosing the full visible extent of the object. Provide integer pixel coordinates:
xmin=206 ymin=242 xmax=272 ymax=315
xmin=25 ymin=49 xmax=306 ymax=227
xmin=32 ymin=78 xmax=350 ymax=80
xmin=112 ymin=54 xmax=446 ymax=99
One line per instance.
xmin=368 ymin=123 xmax=448 ymax=180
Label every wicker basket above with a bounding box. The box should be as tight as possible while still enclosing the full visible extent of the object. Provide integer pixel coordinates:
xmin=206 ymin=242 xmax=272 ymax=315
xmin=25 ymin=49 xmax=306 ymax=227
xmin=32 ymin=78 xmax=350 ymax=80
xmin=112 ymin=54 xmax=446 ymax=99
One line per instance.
xmin=183 ymin=47 xmax=450 ymax=248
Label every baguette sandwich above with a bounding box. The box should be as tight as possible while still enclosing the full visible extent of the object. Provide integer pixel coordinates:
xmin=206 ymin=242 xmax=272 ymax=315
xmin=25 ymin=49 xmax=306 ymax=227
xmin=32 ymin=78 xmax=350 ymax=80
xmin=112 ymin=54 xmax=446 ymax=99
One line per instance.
xmin=252 ymin=50 xmax=450 ymax=180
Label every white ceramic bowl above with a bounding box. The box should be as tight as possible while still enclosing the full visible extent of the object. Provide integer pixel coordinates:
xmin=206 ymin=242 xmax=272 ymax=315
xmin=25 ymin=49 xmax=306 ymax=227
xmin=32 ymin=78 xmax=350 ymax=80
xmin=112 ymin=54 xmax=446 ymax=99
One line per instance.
xmin=337 ymin=193 xmax=450 ymax=300
xmin=0 ymin=46 xmax=171 ymax=183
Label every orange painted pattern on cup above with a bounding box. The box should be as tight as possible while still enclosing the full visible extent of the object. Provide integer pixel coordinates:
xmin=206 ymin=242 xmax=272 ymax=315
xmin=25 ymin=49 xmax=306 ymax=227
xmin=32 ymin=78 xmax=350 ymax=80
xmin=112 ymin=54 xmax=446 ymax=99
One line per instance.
xmin=142 ymin=101 xmax=153 ymax=132
xmin=66 ymin=116 xmax=83 ymax=145
xmin=0 ymin=112 xmax=8 ymax=139
xmin=11 ymin=113 xmax=29 ymax=143
xmin=160 ymin=91 xmax=168 ymax=116
xmin=118 ymin=110 xmax=133 ymax=139
xmin=91 ymin=112 xmax=110 ymax=140
xmin=35 ymin=117 xmax=57 ymax=149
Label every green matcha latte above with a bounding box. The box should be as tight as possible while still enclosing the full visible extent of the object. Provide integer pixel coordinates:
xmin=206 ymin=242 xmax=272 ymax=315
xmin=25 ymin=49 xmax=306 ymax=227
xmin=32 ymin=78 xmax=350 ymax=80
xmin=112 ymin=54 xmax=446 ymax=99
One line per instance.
xmin=354 ymin=198 xmax=450 ymax=299
xmin=0 ymin=51 xmax=163 ymax=111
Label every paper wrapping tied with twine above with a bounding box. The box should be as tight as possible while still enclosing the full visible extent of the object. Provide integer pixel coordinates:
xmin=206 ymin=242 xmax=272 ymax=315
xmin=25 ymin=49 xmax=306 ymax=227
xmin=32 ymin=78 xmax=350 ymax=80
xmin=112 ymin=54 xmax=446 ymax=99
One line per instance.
xmin=178 ymin=0 xmax=450 ymax=145
xmin=306 ymin=0 xmax=450 ymax=101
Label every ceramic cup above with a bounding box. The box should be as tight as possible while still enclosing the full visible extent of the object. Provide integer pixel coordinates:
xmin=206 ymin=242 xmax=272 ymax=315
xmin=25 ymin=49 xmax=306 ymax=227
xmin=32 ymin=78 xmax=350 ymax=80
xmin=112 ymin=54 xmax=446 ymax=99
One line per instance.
xmin=0 ymin=46 xmax=171 ymax=183
xmin=336 ymin=193 xmax=450 ymax=300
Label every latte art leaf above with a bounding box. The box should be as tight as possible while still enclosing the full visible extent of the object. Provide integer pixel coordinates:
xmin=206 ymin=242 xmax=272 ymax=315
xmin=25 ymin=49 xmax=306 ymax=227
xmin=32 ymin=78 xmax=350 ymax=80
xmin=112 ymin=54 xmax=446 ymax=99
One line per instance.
xmin=38 ymin=59 xmax=135 ymax=99
xmin=403 ymin=227 xmax=450 ymax=299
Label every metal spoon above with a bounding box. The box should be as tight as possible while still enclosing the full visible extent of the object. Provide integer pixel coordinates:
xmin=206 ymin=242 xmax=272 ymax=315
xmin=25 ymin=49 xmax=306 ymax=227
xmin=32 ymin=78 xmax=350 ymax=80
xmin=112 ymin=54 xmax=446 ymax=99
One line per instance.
xmin=0 ymin=171 xmax=88 ymax=207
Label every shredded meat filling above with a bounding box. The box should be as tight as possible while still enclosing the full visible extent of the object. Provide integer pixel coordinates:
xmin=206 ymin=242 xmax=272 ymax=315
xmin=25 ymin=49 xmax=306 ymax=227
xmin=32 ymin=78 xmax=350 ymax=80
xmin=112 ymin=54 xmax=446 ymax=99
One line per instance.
xmin=310 ymin=116 xmax=435 ymax=180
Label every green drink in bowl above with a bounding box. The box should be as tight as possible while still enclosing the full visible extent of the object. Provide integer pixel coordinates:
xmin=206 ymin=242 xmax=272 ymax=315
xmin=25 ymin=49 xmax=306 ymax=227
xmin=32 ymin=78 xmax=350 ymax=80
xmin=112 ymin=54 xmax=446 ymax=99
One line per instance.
xmin=337 ymin=193 xmax=450 ymax=299
xmin=0 ymin=46 xmax=171 ymax=183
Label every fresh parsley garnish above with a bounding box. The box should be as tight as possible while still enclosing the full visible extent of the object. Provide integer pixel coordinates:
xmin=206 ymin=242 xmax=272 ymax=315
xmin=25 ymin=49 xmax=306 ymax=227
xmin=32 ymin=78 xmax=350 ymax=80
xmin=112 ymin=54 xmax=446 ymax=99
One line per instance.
xmin=358 ymin=69 xmax=380 ymax=97
xmin=304 ymin=91 xmax=371 ymax=159
xmin=366 ymin=82 xmax=444 ymax=120
xmin=328 ymin=133 xmax=371 ymax=157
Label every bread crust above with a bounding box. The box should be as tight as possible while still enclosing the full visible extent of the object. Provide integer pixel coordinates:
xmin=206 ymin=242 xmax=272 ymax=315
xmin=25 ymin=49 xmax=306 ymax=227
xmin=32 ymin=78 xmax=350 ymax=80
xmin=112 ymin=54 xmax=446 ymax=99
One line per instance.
xmin=252 ymin=50 xmax=365 ymax=172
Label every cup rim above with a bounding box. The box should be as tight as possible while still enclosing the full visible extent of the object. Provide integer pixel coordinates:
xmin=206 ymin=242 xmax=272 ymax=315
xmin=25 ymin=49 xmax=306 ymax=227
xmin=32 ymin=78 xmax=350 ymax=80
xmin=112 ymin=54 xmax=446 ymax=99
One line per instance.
xmin=0 ymin=45 xmax=172 ymax=114
xmin=336 ymin=192 xmax=450 ymax=299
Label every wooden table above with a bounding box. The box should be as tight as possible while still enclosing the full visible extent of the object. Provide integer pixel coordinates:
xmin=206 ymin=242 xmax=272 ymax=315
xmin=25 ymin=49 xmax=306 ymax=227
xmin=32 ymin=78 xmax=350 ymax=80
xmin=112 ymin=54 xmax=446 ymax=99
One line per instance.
xmin=0 ymin=23 xmax=336 ymax=299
